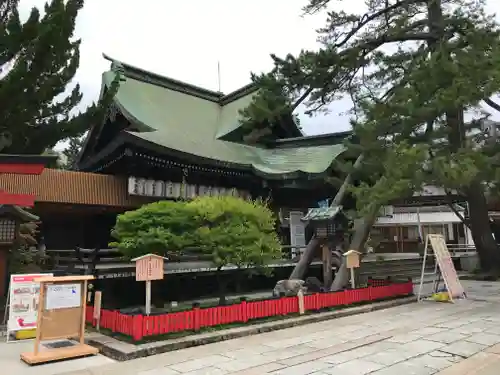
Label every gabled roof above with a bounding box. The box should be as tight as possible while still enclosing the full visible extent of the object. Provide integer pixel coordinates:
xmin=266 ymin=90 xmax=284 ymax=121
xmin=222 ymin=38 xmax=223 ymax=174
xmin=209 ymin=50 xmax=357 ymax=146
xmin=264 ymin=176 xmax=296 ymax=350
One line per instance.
xmin=78 ymin=56 xmax=347 ymax=179
xmin=102 ymin=54 xmax=302 ymax=141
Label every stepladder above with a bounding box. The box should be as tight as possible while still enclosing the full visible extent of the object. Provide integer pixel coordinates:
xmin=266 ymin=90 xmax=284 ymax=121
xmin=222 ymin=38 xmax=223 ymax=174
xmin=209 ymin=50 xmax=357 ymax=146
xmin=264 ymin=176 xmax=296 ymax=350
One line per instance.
xmin=417 ymin=240 xmax=439 ymax=302
xmin=417 ymin=234 xmax=466 ymax=302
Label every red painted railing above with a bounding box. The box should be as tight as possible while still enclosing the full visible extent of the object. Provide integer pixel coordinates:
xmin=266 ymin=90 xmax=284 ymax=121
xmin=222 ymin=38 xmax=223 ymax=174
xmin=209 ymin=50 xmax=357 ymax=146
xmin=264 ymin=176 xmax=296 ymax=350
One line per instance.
xmin=86 ymin=280 xmax=413 ymax=341
xmin=0 ymin=163 xmax=45 ymax=174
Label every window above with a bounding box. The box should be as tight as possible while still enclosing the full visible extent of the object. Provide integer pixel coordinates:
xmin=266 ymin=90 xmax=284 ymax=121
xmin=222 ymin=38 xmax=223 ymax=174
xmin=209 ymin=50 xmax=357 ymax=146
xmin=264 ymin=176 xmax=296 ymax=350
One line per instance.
xmin=422 ymin=224 xmax=448 ymax=240
xmin=375 ymin=227 xmax=393 ymax=240
xmin=402 ymin=226 xmax=420 ymax=240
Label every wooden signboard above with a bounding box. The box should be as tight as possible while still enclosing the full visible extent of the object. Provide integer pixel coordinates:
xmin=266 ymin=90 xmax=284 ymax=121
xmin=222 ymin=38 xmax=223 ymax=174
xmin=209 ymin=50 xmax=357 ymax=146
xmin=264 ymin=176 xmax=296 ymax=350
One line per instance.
xmin=132 ymin=254 xmax=167 ymax=315
xmin=344 ymin=250 xmax=361 ymax=289
xmin=426 ymin=234 xmax=466 ymax=301
xmin=20 ymin=275 xmax=98 ymax=365
xmin=344 ymin=250 xmax=361 ymax=269
xmin=134 ymin=254 xmax=165 ymax=282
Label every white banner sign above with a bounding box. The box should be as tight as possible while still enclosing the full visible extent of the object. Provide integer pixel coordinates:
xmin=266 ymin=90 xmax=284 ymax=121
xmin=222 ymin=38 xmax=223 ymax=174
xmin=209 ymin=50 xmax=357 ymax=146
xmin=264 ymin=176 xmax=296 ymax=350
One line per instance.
xmin=7 ymin=273 xmax=52 ymax=333
xmin=290 ymin=211 xmax=306 ymax=257
xmin=45 ymin=283 xmax=82 ymax=310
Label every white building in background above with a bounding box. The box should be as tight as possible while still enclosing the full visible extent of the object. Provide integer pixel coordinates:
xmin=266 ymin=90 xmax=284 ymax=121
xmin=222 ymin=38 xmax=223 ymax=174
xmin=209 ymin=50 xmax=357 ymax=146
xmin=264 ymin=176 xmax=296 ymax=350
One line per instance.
xmin=372 ymin=186 xmax=473 ymax=253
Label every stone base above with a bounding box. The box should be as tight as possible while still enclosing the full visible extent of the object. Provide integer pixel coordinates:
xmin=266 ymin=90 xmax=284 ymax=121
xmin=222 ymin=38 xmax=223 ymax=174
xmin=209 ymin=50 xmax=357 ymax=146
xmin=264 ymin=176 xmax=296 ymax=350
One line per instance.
xmin=460 ymin=254 xmax=480 ymax=272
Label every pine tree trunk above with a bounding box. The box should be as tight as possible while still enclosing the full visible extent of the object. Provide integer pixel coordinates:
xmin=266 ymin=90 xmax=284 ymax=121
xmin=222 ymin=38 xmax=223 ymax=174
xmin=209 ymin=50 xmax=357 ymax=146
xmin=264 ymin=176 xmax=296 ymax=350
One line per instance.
xmin=216 ymin=269 xmax=228 ymax=305
xmin=289 ymin=237 xmax=320 ymax=280
xmin=465 ymin=181 xmax=500 ymax=272
xmin=330 ymin=207 xmax=380 ymax=291
xmin=288 ymin=154 xmax=364 ymax=281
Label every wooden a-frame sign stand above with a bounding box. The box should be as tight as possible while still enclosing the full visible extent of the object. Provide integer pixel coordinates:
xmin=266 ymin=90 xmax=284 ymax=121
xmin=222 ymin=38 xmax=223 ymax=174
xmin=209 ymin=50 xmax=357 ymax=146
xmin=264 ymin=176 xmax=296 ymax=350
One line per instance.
xmin=20 ymin=275 xmax=98 ymax=365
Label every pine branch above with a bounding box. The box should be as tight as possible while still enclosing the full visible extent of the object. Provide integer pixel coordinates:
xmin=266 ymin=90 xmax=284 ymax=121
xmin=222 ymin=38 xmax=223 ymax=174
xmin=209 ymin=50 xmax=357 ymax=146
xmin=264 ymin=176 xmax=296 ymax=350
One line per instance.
xmin=327 ymin=0 xmax=425 ymax=49
xmin=444 ymin=189 xmax=470 ymax=228
xmin=484 ymin=98 xmax=500 ymax=113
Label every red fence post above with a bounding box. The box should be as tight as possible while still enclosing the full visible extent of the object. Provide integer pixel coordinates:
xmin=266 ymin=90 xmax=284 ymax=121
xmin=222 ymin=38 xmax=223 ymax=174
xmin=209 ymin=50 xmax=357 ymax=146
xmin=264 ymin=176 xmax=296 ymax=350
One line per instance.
xmin=112 ymin=310 xmax=119 ymax=332
xmin=193 ymin=307 xmax=200 ymax=331
xmin=86 ymin=306 xmax=93 ymax=324
xmin=132 ymin=314 xmax=144 ymax=341
xmin=344 ymin=289 xmax=353 ymax=305
xmin=241 ymin=301 xmax=248 ymax=323
xmin=406 ymin=280 xmax=413 ymax=295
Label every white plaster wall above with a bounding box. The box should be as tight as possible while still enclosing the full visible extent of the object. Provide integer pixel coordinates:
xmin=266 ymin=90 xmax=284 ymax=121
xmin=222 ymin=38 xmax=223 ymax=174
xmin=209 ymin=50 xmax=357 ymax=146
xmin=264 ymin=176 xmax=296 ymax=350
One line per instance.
xmin=375 ymin=211 xmax=463 ymax=225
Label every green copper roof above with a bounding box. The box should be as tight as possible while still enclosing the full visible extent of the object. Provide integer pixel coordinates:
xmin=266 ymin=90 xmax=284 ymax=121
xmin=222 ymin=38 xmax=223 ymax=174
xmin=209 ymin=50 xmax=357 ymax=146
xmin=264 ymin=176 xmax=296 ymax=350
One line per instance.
xmin=101 ymin=64 xmax=346 ymax=178
xmin=215 ymin=93 xmax=256 ymax=139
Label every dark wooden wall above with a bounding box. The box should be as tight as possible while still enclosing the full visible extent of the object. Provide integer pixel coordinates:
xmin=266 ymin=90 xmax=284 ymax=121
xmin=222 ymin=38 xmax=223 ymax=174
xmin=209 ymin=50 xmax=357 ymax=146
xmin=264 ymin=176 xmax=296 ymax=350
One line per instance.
xmin=35 ymin=206 xmax=119 ymax=250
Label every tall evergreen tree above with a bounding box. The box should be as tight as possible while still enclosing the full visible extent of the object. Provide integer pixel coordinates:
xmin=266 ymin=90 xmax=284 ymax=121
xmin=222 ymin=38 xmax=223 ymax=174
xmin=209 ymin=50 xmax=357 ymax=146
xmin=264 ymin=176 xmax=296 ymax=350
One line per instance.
xmin=241 ymin=0 xmax=500 ymax=278
xmin=0 ymin=0 xmax=117 ymax=154
xmin=61 ymin=135 xmax=83 ymax=169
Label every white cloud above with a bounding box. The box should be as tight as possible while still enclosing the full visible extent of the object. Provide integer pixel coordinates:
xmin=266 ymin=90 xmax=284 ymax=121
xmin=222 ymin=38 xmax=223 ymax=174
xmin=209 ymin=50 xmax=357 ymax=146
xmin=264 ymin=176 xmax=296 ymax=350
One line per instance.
xmin=18 ymin=0 xmax=500 ymax=142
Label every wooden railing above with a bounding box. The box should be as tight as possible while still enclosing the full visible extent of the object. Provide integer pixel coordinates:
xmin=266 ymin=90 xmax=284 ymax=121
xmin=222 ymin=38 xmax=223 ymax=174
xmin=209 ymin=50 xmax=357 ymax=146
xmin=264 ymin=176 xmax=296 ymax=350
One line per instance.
xmin=46 ymin=248 xmax=125 ymax=275
xmin=445 ymin=244 xmax=476 ymax=257
xmin=47 ymin=246 xmax=303 ymax=270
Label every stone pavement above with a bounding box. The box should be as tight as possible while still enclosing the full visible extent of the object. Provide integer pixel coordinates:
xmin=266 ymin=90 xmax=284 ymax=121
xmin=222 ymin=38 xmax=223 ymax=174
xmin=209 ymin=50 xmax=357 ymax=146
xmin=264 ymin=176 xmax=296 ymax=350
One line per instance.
xmin=7 ymin=280 xmax=500 ymax=375
xmin=435 ymin=347 xmax=500 ymax=375
xmin=0 ymin=338 xmax=114 ymax=375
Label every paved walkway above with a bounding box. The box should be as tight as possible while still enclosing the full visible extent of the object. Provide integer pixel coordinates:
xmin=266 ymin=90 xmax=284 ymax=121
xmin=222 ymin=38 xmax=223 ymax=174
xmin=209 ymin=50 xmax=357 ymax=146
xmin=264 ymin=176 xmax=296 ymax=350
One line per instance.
xmin=0 ymin=339 xmax=114 ymax=375
xmin=5 ymin=280 xmax=500 ymax=375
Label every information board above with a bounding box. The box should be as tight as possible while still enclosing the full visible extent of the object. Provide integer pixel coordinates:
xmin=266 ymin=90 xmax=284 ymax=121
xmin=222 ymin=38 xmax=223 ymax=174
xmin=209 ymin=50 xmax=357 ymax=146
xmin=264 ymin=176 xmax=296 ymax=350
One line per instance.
xmin=135 ymin=255 xmax=164 ymax=281
xmin=45 ymin=283 xmax=81 ymax=310
xmin=7 ymin=273 xmax=53 ymax=333
xmin=20 ymin=275 xmax=98 ymax=365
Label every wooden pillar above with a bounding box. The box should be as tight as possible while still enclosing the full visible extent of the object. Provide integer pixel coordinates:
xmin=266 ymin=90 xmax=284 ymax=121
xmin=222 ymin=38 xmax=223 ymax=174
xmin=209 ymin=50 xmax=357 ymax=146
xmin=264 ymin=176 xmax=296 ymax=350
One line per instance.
xmin=322 ymin=244 xmax=332 ymax=288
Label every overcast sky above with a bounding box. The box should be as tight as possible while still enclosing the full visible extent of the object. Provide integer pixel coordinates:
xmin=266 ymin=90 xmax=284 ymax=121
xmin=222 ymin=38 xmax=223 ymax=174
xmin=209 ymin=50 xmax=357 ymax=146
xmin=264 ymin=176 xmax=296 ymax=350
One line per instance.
xmin=18 ymin=0 xmax=500 ymax=143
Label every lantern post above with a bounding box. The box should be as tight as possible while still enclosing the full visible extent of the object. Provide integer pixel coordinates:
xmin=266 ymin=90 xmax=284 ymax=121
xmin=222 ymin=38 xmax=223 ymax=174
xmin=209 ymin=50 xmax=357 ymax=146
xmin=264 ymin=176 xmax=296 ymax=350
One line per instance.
xmin=302 ymin=205 xmax=349 ymax=289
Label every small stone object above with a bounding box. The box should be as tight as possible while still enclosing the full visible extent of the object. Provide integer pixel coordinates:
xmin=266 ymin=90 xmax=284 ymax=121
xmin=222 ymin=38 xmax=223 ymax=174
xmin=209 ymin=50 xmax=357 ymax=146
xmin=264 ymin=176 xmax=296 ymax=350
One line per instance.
xmin=273 ymin=279 xmax=306 ymax=297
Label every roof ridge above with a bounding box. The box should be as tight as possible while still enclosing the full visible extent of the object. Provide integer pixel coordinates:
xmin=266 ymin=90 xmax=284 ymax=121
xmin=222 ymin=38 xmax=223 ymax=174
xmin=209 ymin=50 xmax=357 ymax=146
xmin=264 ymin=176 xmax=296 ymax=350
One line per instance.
xmin=103 ymin=54 xmax=256 ymax=105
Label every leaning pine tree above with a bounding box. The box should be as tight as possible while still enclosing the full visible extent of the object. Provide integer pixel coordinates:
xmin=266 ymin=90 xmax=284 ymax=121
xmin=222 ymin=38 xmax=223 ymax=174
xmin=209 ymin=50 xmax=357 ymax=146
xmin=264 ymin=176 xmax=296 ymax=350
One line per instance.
xmin=240 ymin=0 xmax=500 ymax=286
xmin=0 ymin=0 xmax=118 ymax=154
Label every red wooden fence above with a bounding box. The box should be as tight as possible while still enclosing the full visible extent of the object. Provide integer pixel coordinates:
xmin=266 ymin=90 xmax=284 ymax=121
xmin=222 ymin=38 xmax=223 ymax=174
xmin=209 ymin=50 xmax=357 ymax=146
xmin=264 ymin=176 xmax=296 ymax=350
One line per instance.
xmin=85 ymin=281 xmax=413 ymax=341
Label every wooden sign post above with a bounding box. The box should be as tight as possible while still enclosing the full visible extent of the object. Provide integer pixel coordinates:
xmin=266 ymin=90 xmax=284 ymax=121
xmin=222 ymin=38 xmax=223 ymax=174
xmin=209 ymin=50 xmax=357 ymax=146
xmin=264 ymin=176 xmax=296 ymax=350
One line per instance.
xmin=20 ymin=275 xmax=98 ymax=365
xmin=93 ymin=291 xmax=102 ymax=331
xmin=344 ymin=250 xmax=361 ymax=289
xmin=297 ymin=289 xmax=305 ymax=315
xmin=132 ymin=254 xmax=167 ymax=316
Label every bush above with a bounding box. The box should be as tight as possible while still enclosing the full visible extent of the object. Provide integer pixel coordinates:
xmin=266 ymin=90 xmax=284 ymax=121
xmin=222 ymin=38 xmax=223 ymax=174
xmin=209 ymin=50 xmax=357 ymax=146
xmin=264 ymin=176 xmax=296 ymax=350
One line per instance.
xmin=110 ymin=196 xmax=282 ymax=271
